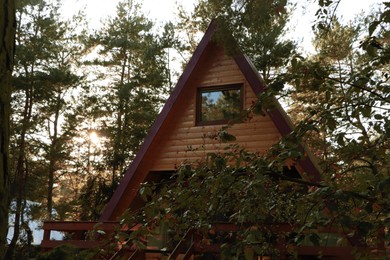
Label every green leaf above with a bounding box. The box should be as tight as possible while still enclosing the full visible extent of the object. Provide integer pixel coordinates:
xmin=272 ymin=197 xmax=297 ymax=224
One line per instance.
xmin=96 ymin=230 xmax=106 ymax=235
xmin=140 ymin=186 xmax=152 ymax=201
xmin=291 ymin=57 xmax=297 ymax=68
xmin=294 ymin=234 xmax=305 ymax=245
xmin=309 ymin=233 xmax=321 ymax=246
xmin=294 ymin=78 xmax=301 ymax=88
xmin=219 ymin=130 xmax=236 ymax=142
xmin=327 ymin=201 xmax=338 ymax=212
xmin=336 ymin=134 xmax=344 ymax=146
xmin=270 ymin=80 xmax=284 ymax=92
xmin=327 ymin=117 xmax=337 ymax=131
xmin=325 ymin=90 xmax=331 ymax=101
xmin=384 ymin=218 xmax=390 ymax=227
xmin=366 ymin=44 xmax=378 ymax=57
xmin=378 ymin=177 xmax=390 ymax=192
xmin=365 ymin=202 xmax=373 ymax=214
xmin=369 ymin=21 xmax=380 ymax=36
xmin=361 ymin=107 xmax=372 ymax=117
xmin=357 ymin=221 xmax=373 ymax=236
xmin=318 ymin=22 xmax=326 ymax=31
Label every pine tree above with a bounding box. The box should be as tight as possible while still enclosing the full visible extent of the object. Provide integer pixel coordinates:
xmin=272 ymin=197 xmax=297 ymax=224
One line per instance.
xmin=78 ymin=0 xmax=171 ymax=219
xmin=7 ymin=0 xmax=85 ymax=256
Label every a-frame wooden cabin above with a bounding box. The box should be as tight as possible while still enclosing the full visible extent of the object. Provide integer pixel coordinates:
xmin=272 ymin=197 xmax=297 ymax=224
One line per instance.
xmin=41 ymin=20 xmax=385 ymax=259
xmin=99 ymin=20 xmax=321 ymax=223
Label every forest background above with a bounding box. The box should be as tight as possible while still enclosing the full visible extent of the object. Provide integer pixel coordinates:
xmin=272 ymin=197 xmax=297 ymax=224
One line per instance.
xmin=0 ymin=0 xmax=389 ymax=259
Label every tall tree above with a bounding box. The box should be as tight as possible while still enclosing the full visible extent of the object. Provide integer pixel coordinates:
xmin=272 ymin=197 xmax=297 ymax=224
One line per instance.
xmin=36 ymin=11 xmax=85 ymax=220
xmin=96 ymin=0 xmax=168 ymax=181
xmin=77 ymin=0 xmax=171 ymax=219
xmin=6 ymin=1 xmax=50 ymax=255
xmin=284 ymin=2 xmax=390 ymax=246
xmin=41 ymin=69 xmax=81 ymax=220
xmin=7 ymin=0 xmax=85 ymax=256
xmin=0 ymin=0 xmax=15 ymax=258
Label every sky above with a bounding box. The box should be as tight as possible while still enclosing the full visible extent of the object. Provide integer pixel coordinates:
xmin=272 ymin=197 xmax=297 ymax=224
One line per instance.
xmin=61 ymin=0 xmax=196 ymax=27
xmin=61 ymin=0 xmax=385 ymax=54
xmin=288 ymin=0 xmax=384 ymax=53
xmin=60 ymin=0 xmax=384 ymax=26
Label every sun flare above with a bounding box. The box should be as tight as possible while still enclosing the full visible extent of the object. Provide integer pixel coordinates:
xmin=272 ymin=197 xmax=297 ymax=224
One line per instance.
xmin=89 ymin=131 xmax=99 ymax=145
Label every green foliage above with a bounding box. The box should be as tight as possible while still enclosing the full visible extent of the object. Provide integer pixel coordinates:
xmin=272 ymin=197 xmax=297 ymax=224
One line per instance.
xmin=119 ymin=138 xmax=310 ymax=256
xmin=73 ymin=0 xmax=175 ymax=220
xmin=78 ymin=176 xmax=116 ymax=221
xmin=8 ymin=1 xmax=88 ymax=256
xmin=278 ymin=0 xmax=389 ymax=253
xmin=108 ymin=2 xmax=390 ymax=258
xmin=84 ymin=0 xmax=170 ymax=180
xmin=176 ymin=0 xmax=296 ymax=83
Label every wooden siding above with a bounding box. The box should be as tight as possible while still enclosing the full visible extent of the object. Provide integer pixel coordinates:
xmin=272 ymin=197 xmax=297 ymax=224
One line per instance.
xmin=147 ymin=46 xmax=281 ymax=171
xmin=105 ymin=43 xmax=287 ymax=218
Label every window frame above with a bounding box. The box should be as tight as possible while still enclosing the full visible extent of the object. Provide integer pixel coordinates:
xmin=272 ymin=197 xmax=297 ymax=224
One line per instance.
xmin=196 ymin=83 xmax=244 ymax=126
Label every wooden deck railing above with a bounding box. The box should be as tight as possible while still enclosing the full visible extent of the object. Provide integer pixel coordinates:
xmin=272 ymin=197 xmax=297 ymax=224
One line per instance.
xmin=167 ymin=228 xmax=196 ymax=260
xmin=42 ymin=221 xmax=388 ymax=259
xmin=41 ymin=221 xmax=139 ymax=251
xmin=164 ymin=223 xmax=388 ymax=260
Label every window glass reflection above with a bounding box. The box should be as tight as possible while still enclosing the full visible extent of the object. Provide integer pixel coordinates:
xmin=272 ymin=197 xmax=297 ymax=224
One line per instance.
xmin=200 ymin=87 xmax=241 ymax=123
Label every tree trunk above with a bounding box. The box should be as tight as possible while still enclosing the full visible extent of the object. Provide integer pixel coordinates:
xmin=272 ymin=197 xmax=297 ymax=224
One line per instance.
xmin=6 ymin=78 xmax=32 ymax=259
xmin=47 ymin=155 xmax=55 ymax=219
xmin=0 ymin=0 xmax=16 ymax=259
xmin=47 ymin=92 xmax=61 ymax=220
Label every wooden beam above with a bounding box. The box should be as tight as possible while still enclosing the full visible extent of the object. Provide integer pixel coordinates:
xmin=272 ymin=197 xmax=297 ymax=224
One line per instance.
xmin=42 ymin=221 xmax=119 ymax=231
xmin=42 ymin=221 xmax=140 ymax=232
xmin=41 ymin=240 xmax=102 ymax=249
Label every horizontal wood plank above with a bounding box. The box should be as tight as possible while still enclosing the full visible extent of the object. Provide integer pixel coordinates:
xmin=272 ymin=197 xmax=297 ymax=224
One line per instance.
xmin=41 ymin=240 xmax=102 ymax=249
xmin=43 ymin=221 xmax=119 ymax=231
xmin=42 ymin=221 xmax=140 ymax=232
xmin=168 ymin=122 xmax=278 ymax=136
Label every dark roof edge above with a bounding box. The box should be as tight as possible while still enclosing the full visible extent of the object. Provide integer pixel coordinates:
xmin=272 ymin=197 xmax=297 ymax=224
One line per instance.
xmin=234 ymin=54 xmax=322 ymax=182
xmin=100 ymin=20 xmax=218 ymax=221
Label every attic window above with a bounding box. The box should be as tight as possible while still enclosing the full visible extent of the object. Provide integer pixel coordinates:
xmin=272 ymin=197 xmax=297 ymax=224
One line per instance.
xmin=197 ymin=84 xmax=243 ymax=125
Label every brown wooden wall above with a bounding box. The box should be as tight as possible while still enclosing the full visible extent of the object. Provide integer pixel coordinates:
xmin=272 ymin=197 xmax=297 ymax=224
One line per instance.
xmin=108 ymin=44 xmax=286 ymax=219
xmin=146 ymin=46 xmax=281 ymax=171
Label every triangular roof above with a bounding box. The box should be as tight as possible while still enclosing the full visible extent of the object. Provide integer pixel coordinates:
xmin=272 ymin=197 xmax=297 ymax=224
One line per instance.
xmin=100 ymin=20 xmax=321 ymax=221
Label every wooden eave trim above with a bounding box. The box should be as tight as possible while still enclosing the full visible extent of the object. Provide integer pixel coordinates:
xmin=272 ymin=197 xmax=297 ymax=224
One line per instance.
xmin=100 ymin=20 xmax=218 ymax=221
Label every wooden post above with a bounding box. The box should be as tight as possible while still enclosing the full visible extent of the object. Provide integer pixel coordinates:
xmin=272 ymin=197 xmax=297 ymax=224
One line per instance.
xmin=277 ymin=234 xmax=287 ymax=260
xmin=377 ymin=226 xmax=385 ymax=251
xmin=43 ymin=229 xmax=51 ymax=242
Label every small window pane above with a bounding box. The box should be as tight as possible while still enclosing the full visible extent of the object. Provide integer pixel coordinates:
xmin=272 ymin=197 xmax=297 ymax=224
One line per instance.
xmin=199 ymin=85 xmax=242 ymax=124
